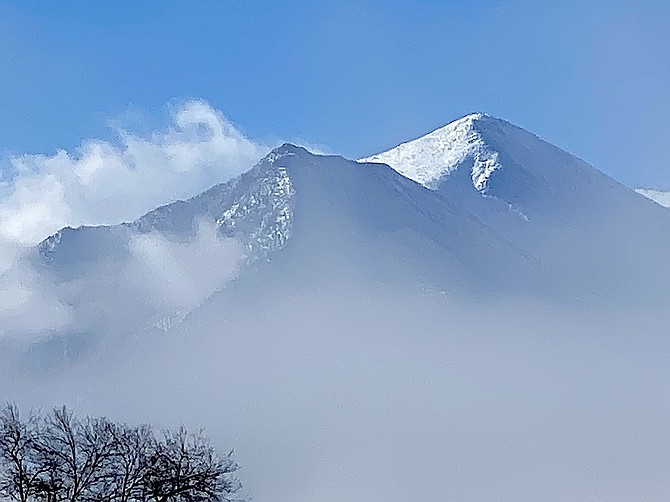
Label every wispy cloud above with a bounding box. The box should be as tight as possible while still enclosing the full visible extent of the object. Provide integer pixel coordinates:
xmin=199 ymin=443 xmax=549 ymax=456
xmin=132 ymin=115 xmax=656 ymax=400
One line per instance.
xmin=0 ymin=100 xmax=264 ymax=340
xmin=125 ymin=220 xmax=245 ymax=312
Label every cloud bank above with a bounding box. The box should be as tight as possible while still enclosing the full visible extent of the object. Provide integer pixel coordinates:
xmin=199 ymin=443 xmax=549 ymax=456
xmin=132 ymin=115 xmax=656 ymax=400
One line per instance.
xmin=0 ymin=101 xmax=261 ymax=341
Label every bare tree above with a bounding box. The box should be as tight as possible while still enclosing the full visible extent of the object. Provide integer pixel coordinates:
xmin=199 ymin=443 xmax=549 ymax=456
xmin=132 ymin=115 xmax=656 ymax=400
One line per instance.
xmin=0 ymin=405 xmax=243 ymax=502
xmin=106 ymin=424 xmax=154 ymax=502
xmin=0 ymin=404 xmax=44 ymax=502
xmin=142 ymin=427 xmax=241 ymax=502
xmin=37 ymin=408 xmax=125 ymax=501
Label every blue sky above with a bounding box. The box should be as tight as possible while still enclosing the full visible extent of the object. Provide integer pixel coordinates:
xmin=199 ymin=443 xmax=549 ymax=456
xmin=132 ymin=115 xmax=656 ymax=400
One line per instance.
xmin=1 ymin=0 xmax=669 ymax=188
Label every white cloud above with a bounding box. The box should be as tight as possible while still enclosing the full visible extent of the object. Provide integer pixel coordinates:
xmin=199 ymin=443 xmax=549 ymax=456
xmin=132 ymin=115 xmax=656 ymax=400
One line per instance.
xmin=0 ymin=245 xmax=72 ymax=337
xmin=125 ymin=220 xmax=245 ymax=311
xmin=0 ymin=100 xmax=264 ymax=340
xmin=0 ymin=100 xmax=268 ymax=246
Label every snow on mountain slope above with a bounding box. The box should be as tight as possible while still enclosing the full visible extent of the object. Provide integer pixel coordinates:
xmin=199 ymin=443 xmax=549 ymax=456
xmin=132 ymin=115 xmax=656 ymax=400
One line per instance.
xmin=636 ymin=188 xmax=670 ymax=208
xmin=24 ymin=148 xmax=303 ymax=349
xmin=360 ymin=113 xmax=501 ymax=192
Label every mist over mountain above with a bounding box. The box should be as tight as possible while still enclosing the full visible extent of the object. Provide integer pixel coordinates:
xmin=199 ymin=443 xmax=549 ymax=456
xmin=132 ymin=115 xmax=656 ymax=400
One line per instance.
xmin=1 ymin=112 xmax=669 ymax=502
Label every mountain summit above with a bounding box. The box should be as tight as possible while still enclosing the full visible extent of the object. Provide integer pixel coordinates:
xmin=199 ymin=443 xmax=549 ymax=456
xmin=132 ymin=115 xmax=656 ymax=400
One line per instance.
xmin=360 ymin=112 xmax=631 ymax=221
xmin=360 ymin=113 xmax=502 ymax=192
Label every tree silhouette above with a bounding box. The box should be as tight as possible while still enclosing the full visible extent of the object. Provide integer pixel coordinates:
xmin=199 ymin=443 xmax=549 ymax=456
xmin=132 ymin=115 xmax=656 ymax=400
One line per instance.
xmin=0 ymin=404 xmax=243 ymax=502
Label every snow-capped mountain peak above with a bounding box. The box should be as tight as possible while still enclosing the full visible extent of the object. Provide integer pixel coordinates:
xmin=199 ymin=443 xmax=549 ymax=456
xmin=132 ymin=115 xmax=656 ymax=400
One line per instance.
xmin=358 ymin=112 xmax=636 ymax=222
xmin=359 ymin=112 xmax=502 ymax=193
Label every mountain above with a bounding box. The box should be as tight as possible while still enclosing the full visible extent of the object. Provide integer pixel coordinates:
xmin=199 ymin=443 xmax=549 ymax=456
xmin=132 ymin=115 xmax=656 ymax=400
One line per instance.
xmin=361 ymin=113 xmax=670 ymax=303
xmin=38 ymin=144 xmax=536 ymax=286
xmin=24 ymin=115 xmax=670 ymax=354
xmin=27 ymin=144 xmax=544 ymax=356
xmin=636 ymin=188 xmax=670 ymax=208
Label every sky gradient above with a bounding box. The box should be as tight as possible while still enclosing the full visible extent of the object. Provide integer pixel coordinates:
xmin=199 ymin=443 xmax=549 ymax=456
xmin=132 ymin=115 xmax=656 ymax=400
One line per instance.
xmin=1 ymin=0 xmax=669 ymax=188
